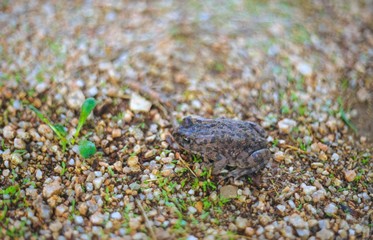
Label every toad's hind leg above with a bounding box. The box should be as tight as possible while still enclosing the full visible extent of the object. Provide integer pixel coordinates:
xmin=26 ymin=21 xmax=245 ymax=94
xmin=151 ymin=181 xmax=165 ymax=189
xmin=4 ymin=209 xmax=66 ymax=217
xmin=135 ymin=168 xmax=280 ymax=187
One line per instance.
xmin=226 ymin=149 xmax=271 ymax=180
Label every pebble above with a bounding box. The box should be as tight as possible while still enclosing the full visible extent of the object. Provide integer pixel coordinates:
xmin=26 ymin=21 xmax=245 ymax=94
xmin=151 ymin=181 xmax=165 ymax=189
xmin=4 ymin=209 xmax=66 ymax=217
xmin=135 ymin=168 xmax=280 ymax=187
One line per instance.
xmin=49 ymin=221 xmax=62 ymax=232
xmin=36 ymin=169 xmax=43 ymax=180
xmin=318 ymin=152 xmax=328 ymax=161
xmin=112 ymin=129 xmax=121 ymax=138
xmin=316 ymin=228 xmax=334 ymax=240
xmin=324 ymin=203 xmax=338 ymax=215
xmin=3 ymin=125 xmax=15 ymax=139
xmin=276 ymin=204 xmax=286 ymax=213
xmin=55 ymin=205 xmax=68 ymax=217
xmin=111 ymin=212 xmax=122 ymax=220
xmin=220 ymin=185 xmax=238 ymax=199
xmin=344 ymin=170 xmax=356 ymax=182
xmin=278 ymin=118 xmax=297 ymax=134
xmin=357 ymin=88 xmax=370 ymax=102
xmin=259 ymin=214 xmax=272 ymax=225
xmin=74 ymin=216 xmax=84 ymax=225
xmin=288 ymin=214 xmax=307 ymax=229
xmin=274 ymin=151 xmax=285 ymax=162
xmin=43 ymin=180 xmax=63 ymax=198
xmin=129 ymin=93 xmax=152 ymax=112
xmin=245 ymin=227 xmax=255 ymax=236
xmin=296 ymin=62 xmax=313 ymax=77
xmin=66 ymin=90 xmax=85 ymax=110
xmin=93 ymin=177 xmax=104 ymax=189
xmin=188 ymin=206 xmax=197 ymax=214
xmin=312 ymin=189 xmax=326 ymax=203
xmin=331 ymin=153 xmax=339 ymax=161
xmin=296 ymin=228 xmax=310 ymax=239
xmin=2 ymin=169 xmax=10 ymax=177
xmin=10 ymin=153 xmax=23 ymax=166
xmin=86 ymin=182 xmax=94 ymax=192
xmin=234 ymin=217 xmax=247 ymax=230
xmin=129 ymin=182 xmax=141 ymax=190
xmin=90 ymin=212 xmax=105 ymax=225
xmin=113 ymin=161 xmax=123 ymax=172
xmin=127 ymin=156 xmax=139 ymax=167
xmin=301 ymin=183 xmax=317 ymax=195
xmin=14 ymin=138 xmax=26 ymax=149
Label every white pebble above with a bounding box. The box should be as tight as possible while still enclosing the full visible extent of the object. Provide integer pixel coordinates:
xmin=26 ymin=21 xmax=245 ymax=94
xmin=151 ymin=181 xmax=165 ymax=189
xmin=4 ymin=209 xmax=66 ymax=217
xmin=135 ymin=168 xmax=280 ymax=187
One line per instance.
xmin=93 ymin=177 xmax=104 ymax=189
xmin=278 ymin=118 xmax=297 ymax=134
xmin=3 ymin=125 xmax=15 ymax=139
xmin=301 ymin=183 xmax=317 ymax=195
xmin=130 ymin=93 xmax=152 ymax=112
xmin=331 ymin=153 xmax=340 ymax=161
xmin=36 ymin=169 xmax=43 ymax=180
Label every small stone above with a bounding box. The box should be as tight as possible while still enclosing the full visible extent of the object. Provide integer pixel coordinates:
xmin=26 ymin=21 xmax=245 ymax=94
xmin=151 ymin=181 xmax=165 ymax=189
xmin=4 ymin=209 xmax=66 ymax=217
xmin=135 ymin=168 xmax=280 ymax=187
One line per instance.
xmin=296 ymin=62 xmax=313 ymax=77
xmin=144 ymin=150 xmax=156 ymax=159
xmin=55 ymin=205 xmax=68 ymax=217
xmin=86 ymin=182 xmax=94 ymax=192
xmin=317 ymin=143 xmax=328 ymax=152
xmin=13 ymin=138 xmax=26 ymax=149
xmin=316 ymin=228 xmax=334 ymax=240
xmin=113 ymin=161 xmax=123 ymax=172
xmin=43 ymin=180 xmax=63 ymax=198
xmin=276 ymin=204 xmax=286 ymax=213
xmin=10 ymin=153 xmax=23 ymax=166
xmin=66 ymin=90 xmax=85 ymax=110
xmin=78 ymin=202 xmax=88 ymax=216
xmin=90 ymin=212 xmax=105 ymax=225
xmin=311 ymin=162 xmax=324 ymax=168
xmin=288 ymin=214 xmax=307 ymax=229
xmin=129 ymin=93 xmax=152 ymax=112
xmin=296 ymin=228 xmax=310 ymax=239
xmin=245 ymin=227 xmax=255 ymax=236
xmin=36 ymin=82 xmax=48 ymax=93
xmin=274 ymin=151 xmax=285 ymax=162
xmin=111 ymin=212 xmax=122 ymax=220
xmin=220 ymin=185 xmax=238 ymax=199
xmin=188 ymin=206 xmax=197 ymax=214
xmin=319 ymin=219 xmax=330 ymax=229
xmin=331 ymin=153 xmax=339 ymax=161
xmin=129 ymin=182 xmax=141 ymax=190
xmin=301 ymin=183 xmax=317 ymax=195
xmin=278 ymin=118 xmax=297 ymax=134
xmin=49 ymin=220 xmax=62 ymax=232
xmin=127 ymin=156 xmax=139 ymax=167
xmin=312 ymin=190 xmax=326 ymax=203
xmin=93 ymin=177 xmax=104 ymax=189
xmin=357 ymin=88 xmax=370 ymax=102
xmin=75 ymin=215 xmax=84 ymax=225
xmin=3 ymin=125 xmax=15 ymax=139
xmin=235 ymin=217 xmax=248 ymax=230
xmin=258 ymin=214 xmax=272 ymax=225
xmin=2 ymin=169 xmax=10 ymax=177
xmin=112 ymin=129 xmax=121 ymax=138
xmin=36 ymin=169 xmax=43 ymax=180
xmin=344 ymin=170 xmax=356 ymax=182
xmin=319 ymin=152 xmax=328 ymax=161
xmin=324 ymin=203 xmax=338 ymax=215
xmin=195 ymin=201 xmax=203 ymax=213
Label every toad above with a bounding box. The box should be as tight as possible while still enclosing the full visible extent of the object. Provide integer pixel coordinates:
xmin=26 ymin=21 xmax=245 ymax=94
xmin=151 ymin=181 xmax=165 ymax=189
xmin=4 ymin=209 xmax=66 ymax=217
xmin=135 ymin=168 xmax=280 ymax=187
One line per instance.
xmin=173 ymin=116 xmax=271 ymax=180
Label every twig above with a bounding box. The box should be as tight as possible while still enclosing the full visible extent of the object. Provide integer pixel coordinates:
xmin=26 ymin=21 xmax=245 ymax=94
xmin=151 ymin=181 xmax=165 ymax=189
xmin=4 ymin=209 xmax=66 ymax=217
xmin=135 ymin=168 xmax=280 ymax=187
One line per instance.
xmin=177 ymin=154 xmax=198 ymax=178
xmin=135 ymin=199 xmax=157 ymax=240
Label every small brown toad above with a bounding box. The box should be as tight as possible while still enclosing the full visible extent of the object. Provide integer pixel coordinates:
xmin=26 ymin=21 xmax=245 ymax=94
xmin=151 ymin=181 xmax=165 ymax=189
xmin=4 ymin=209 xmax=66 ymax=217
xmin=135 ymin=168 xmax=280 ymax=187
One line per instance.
xmin=173 ymin=116 xmax=271 ymax=180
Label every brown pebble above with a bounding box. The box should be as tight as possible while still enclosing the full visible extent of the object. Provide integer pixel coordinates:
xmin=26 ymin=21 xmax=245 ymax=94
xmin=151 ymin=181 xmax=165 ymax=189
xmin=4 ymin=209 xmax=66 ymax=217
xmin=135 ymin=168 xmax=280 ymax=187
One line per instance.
xmin=112 ymin=129 xmax=121 ymax=138
xmin=344 ymin=170 xmax=356 ymax=182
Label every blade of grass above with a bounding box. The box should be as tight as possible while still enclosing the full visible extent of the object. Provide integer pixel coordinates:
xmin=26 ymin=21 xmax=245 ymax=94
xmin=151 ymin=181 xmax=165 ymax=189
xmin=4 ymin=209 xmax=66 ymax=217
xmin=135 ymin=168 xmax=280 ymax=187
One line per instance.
xmin=73 ymin=98 xmax=97 ymax=142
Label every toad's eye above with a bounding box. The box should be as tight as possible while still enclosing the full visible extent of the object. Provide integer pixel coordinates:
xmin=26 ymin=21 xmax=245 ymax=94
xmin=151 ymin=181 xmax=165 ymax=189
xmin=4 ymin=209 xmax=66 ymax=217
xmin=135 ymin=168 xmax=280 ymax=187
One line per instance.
xmin=183 ymin=137 xmax=190 ymax=143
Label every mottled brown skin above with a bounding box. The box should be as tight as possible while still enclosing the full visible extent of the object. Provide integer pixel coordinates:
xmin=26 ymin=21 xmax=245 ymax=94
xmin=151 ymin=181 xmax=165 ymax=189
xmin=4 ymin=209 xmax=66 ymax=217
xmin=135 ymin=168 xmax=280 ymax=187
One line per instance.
xmin=173 ymin=116 xmax=271 ymax=179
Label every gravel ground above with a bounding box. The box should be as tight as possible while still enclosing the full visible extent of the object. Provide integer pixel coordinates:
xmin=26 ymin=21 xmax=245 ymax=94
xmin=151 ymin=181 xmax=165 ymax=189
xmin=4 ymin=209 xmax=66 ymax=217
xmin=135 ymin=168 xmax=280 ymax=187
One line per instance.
xmin=0 ymin=1 xmax=372 ymax=239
